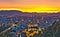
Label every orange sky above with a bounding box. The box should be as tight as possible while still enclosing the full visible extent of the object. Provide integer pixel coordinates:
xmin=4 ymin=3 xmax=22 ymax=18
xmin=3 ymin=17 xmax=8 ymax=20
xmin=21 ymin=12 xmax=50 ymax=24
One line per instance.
xmin=0 ymin=0 xmax=60 ymax=12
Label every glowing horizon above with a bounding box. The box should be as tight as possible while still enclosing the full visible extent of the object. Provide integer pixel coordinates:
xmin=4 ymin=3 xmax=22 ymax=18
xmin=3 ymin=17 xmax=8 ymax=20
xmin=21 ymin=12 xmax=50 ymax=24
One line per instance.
xmin=0 ymin=0 xmax=60 ymax=13
xmin=0 ymin=8 xmax=60 ymax=13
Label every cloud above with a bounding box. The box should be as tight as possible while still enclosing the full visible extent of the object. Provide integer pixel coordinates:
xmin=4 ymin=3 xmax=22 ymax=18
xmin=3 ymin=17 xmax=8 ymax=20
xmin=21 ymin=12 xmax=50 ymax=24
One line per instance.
xmin=0 ymin=0 xmax=20 ymax=4
xmin=0 ymin=0 xmax=43 ymax=4
xmin=0 ymin=0 xmax=60 ymax=4
xmin=47 ymin=0 xmax=60 ymax=2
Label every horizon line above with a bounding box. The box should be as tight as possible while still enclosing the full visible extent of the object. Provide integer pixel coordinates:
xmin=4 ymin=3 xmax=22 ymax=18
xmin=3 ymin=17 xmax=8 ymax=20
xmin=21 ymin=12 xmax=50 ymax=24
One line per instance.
xmin=0 ymin=8 xmax=60 ymax=13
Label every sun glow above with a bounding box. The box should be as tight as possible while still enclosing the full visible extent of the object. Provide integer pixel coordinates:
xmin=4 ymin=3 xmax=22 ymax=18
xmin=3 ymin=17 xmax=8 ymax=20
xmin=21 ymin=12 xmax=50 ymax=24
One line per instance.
xmin=0 ymin=8 xmax=60 ymax=13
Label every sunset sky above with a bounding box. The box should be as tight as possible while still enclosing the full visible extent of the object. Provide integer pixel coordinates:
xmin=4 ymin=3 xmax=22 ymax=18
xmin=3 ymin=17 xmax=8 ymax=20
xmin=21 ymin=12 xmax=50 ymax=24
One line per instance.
xmin=0 ymin=0 xmax=60 ymax=13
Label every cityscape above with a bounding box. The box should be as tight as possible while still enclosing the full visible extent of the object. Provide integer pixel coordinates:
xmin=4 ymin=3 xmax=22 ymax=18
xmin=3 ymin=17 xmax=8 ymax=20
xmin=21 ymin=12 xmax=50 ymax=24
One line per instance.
xmin=0 ymin=10 xmax=60 ymax=37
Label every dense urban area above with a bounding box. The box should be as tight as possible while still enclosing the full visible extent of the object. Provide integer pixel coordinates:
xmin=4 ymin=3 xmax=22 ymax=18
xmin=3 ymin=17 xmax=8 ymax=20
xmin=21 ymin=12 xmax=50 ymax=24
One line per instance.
xmin=0 ymin=10 xmax=60 ymax=37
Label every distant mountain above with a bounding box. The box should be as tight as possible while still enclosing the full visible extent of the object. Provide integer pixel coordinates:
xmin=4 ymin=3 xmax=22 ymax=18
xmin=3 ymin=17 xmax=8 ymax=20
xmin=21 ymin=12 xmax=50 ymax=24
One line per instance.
xmin=0 ymin=10 xmax=60 ymax=18
xmin=0 ymin=10 xmax=34 ymax=17
xmin=0 ymin=10 xmax=21 ymax=16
